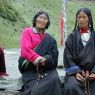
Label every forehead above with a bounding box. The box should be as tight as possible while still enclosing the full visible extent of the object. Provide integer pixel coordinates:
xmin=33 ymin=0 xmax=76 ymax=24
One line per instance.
xmin=38 ymin=14 xmax=47 ymax=18
xmin=77 ymin=11 xmax=88 ymax=17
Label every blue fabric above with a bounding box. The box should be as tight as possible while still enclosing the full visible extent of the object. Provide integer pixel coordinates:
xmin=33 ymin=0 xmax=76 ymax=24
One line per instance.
xmin=65 ymin=66 xmax=81 ymax=75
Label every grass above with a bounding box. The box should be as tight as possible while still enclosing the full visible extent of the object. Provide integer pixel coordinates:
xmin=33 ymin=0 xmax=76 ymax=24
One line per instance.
xmin=0 ymin=0 xmax=95 ymax=48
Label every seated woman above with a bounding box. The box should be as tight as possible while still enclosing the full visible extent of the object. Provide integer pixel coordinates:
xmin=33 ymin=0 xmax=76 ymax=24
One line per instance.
xmin=63 ymin=8 xmax=95 ymax=95
xmin=0 ymin=48 xmax=7 ymax=77
xmin=18 ymin=11 xmax=62 ymax=95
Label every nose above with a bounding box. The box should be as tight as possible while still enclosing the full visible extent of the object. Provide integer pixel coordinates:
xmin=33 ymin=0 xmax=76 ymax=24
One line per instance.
xmin=40 ymin=18 xmax=44 ymax=22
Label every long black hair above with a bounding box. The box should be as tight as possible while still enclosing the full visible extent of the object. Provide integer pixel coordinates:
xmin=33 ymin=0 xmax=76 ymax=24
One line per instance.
xmin=32 ymin=11 xmax=50 ymax=29
xmin=73 ymin=8 xmax=94 ymax=32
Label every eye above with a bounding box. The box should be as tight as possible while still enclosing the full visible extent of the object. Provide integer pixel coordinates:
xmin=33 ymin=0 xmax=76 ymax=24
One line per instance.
xmin=82 ymin=16 xmax=87 ymax=19
xmin=77 ymin=16 xmax=81 ymax=19
xmin=40 ymin=16 xmax=47 ymax=20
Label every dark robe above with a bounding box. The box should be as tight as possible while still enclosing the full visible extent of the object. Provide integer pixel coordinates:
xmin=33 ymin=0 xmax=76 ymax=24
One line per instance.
xmin=18 ymin=33 xmax=62 ymax=95
xmin=0 ymin=48 xmax=6 ymax=74
xmin=63 ymin=29 xmax=95 ymax=95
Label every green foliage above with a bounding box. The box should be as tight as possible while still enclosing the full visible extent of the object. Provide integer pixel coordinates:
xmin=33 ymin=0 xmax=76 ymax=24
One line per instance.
xmin=0 ymin=0 xmax=95 ymax=48
xmin=0 ymin=0 xmax=19 ymax=21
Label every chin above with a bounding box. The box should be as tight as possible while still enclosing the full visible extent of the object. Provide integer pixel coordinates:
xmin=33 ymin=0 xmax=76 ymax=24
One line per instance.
xmin=79 ymin=25 xmax=86 ymax=29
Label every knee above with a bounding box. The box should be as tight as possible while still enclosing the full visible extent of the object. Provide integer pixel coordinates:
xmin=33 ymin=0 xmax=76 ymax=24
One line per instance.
xmin=64 ymin=80 xmax=79 ymax=91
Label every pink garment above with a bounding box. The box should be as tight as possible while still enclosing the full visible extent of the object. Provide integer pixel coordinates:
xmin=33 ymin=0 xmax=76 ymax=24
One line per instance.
xmin=20 ymin=27 xmax=46 ymax=63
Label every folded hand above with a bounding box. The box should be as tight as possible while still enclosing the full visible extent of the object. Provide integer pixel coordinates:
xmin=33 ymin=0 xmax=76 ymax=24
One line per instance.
xmin=76 ymin=73 xmax=85 ymax=82
xmin=40 ymin=57 xmax=46 ymax=66
xmin=88 ymin=73 xmax=95 ymax=80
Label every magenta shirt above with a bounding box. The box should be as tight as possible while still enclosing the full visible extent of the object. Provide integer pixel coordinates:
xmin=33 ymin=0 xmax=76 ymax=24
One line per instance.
xmin=20 ymin=27 xmax=46 ymax=63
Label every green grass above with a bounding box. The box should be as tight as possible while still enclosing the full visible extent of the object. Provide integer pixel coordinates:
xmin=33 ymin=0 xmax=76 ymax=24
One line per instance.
xmin=67 ymin=1 xmax=95 ymax=33
xmin=0 ymin=0 xmax=95 ymax=48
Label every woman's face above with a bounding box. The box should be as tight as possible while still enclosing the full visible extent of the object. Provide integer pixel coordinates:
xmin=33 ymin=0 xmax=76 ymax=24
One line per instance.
xmin=36 ymin=14 xmax=48 ymax=29
xmin=77 ymin=11 xmax=89 ymax=29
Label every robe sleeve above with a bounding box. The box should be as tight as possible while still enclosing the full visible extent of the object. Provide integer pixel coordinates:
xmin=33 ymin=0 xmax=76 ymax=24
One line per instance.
xmin=91 ymin=66 xmax=95 ymax=73
xmin=64 ymin=34 xmax=81 ymax=75
xmin=20 ymin=28 xmax=40 ymax=63
xmin=44 ymin=39 xmax=59 ymax=69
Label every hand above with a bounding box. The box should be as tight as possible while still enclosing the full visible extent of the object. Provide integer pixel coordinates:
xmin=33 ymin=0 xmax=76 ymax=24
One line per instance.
xmin=33 ymin=56 xmax=43 ymax=66
xmin=82 ymin=70 xmax=86 ymax=77
xmin=86 ymin=71 xmax=90 ymax=77
xmin=88 ymin=73 xmax=95 ymax=80
xmin=76 ymin=73 xmax=85 ymax=82
xmin=39 ymin=57 xmax=46 ymax=66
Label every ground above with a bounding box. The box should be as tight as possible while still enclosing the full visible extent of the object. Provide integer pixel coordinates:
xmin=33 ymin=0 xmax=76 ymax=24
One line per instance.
xmin=0 ymin=48 xmax=65 ymax=95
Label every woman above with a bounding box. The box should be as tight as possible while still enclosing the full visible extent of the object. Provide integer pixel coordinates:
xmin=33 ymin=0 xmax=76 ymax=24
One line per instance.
xmin=0 ymin=47 xmax=7 ymax=76
xmin=18 ymin=11 xmax=62 ymax=95
xmin=63 ymin=8 xmax=95 ymax=95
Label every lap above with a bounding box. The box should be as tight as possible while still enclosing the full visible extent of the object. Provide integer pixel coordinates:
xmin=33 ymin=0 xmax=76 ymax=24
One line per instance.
xmin=22 ymin=69 xmax=62 ymax=95
xmin=64 ymin=76 xmax=83 ymax=89
xmin=63 ymin=75 xmax=95 ymax=95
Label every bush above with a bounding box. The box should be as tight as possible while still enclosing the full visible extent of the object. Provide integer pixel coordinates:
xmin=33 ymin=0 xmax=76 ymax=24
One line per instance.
xmin=0 ymin=0 xmax=19 ymax=21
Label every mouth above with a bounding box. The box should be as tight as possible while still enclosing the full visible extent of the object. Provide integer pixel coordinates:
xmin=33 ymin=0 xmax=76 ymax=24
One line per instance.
xmin=39 ymin=23 xmax=44 ymax=27
xmin=79 ymin=23 xmax=84 ymax=26
xmin=79 ymin=22 xmax=84 ymax=25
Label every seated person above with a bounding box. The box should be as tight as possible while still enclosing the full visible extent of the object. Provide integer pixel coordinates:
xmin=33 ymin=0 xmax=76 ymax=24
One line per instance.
xmin=18 ymin=11 xmax=62 ymax=95
xmin=63 ymin=8 xmax=95 ymax=95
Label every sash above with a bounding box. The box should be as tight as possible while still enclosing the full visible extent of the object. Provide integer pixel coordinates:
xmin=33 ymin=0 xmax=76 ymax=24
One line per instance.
xmin=18 ymin=33 xmax=52 ymax=73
